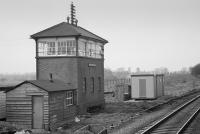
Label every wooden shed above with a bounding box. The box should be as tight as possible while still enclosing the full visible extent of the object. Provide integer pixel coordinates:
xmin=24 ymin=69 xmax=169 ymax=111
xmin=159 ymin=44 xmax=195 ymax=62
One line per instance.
xmin=0 ymin=90 xmax=6 ymax=120
xmin=0 ymin=86 xmax=14 ymax=120
xmin=131 ymin=74 xmax=164 ymax=99
xmin=6 ymin=80 xmax=77 ymax=130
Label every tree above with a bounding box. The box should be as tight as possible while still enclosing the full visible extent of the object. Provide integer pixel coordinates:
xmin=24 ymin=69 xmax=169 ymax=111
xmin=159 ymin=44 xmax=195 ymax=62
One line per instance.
xmin=180 ymin=67 xmax=189 ymax=74
xmin=154 ymin=67 xmax=169 ymax=74
xmin=136 ymin=67 xmax=141 ymax=73
xmin=190 ymin=63 xmax=200 ymax=77
xmin=104 ymin=68 xmax=117 ymax=80
xmin=113 ymin=67 xmax=130 ymax=79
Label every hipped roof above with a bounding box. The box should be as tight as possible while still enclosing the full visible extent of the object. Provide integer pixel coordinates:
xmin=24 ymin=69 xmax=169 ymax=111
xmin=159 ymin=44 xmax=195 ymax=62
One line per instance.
xmin=31 ymin=22 xmax=108 ymax=43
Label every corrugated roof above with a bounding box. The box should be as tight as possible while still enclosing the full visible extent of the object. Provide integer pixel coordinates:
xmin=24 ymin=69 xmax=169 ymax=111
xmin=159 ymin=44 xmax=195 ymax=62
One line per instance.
xmin=6 ymin=80 xmax=75 ymax=92
xmin=31 ymin=22 xmax=108 ymax=43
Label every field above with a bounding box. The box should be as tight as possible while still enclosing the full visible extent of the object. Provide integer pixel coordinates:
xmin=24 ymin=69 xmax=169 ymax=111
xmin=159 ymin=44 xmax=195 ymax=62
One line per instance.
xmin=164 ymin=73 xmax=200 ymax=96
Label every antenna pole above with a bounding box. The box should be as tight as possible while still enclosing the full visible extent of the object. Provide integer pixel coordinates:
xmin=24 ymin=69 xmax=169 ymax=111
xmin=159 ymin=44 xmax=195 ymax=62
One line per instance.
xmin=71 ymin=2 xmax=76 ymax=25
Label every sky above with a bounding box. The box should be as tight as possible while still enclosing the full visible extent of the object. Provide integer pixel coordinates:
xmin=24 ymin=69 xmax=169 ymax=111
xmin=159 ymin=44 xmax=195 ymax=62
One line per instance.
xmin=0 ymin=0 xmax=200 ymax=73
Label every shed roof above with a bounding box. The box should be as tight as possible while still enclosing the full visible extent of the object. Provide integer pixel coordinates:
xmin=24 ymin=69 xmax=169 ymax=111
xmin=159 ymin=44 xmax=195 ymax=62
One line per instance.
xmin=6 ymin=80 xmax=76 ymax=93
xmin=30 ymin=22 xmax=108 ymax=43
xmin=0 ymin=86 xmax=15 ymax=92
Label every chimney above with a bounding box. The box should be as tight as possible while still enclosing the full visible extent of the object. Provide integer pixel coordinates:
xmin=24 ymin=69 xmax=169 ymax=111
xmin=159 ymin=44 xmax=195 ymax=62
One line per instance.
xmin=67 ymin=16 xmax=70 ymax=23
xmin=75 ymin=19 xmax=78 ymax=26
xmin=49 ymin=73 xmax=53 ymax=82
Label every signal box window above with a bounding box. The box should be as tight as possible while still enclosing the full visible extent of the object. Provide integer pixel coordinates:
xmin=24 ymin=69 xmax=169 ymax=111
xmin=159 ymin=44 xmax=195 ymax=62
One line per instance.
xmin=67 ymin=40 xmax=76 ymax=56
xmin=37 ymin=40 xmax=76 ymax=57
xmin=47 ymin=42 xmax=56 ymax=55
xmin=58 ymin=42 xmax=67 ymax=55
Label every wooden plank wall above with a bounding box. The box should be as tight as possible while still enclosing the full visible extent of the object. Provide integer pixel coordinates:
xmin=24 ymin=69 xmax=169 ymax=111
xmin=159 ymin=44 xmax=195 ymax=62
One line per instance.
xmin=156 ymin=76 xmax=164 ymax=97
xmin=49 ymin=90 xmax=77 ymax=130
xmin=6 ymin=83 xmax=49 ymax=129
xmin=0 ymin=91 xmax=6 ymax=119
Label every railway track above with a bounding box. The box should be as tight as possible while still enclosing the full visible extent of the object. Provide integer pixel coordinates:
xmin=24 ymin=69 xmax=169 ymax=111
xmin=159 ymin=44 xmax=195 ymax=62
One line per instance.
xmin=136 ymin=95 xmax=200 ymax=134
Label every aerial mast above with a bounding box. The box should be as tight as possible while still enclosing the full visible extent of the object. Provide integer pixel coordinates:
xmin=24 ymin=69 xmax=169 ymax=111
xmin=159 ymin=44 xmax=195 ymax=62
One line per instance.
xmin=71 ymin=2 xmax=76 ymax=25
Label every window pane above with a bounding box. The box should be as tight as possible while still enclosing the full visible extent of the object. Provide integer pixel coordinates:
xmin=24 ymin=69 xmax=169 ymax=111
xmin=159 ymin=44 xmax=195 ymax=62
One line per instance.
xmin=67 ymin=40 xmax=76 ymax=56
xmin=47 ymin=42 xmax=56 ymax=55
xmin=62 ymin=42 xmax=67 ymax=54
xmin=70 ymin=41 xmax=72 ymax=55
xmin=38 ymin=42 xmax=45 ymax=56
xmin=86 ymin=43 xmax=90 ymax=57
xmin=96 ymin=45 xmax=101 ymax=58
xmin=66 ymin=91 xmax=73 ymax=106
xmin=58 ymin=42 xmax=61 ymax=55
xmin=58 ymin=41 xmax=67 ymax=55
xmin=91 ymin=43 xmax=95 ymax=58
xmin=78 ymin=40 xmax=86 ymax=56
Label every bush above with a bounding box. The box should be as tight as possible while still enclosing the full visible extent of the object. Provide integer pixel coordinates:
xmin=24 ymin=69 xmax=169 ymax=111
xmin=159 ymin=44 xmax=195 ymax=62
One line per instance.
xmin=191 ymin=64 xmax=200 ymax=77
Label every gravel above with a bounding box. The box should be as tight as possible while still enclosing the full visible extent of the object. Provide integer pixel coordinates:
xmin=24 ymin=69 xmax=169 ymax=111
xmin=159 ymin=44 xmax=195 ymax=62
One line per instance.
xmin=109 ymin=90 xmax=200 ymax=134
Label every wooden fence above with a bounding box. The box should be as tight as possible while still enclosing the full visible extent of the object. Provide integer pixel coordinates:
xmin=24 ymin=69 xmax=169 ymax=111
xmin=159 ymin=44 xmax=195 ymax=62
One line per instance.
xmin=104 ymin=78 xmax=130 ymax=92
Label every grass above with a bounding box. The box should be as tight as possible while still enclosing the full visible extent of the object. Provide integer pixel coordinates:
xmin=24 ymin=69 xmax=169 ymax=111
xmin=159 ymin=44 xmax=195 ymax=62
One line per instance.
xmin=164 ymin=73 xmax=200 ymax=96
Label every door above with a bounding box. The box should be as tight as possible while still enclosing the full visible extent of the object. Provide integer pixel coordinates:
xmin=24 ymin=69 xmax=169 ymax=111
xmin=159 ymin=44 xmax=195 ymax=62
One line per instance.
xmin=139 ymin=79 xmax=146 ymax=98
xmin=32 ymin=96 xmax=43 ymax=129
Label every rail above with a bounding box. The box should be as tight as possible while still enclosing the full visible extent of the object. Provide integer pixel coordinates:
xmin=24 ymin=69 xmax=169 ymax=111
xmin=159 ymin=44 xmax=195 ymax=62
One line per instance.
xmin=139 ymin=94 xmax=200 ymax=134
xmin=176 ymin=106 xmax=200 ymax=134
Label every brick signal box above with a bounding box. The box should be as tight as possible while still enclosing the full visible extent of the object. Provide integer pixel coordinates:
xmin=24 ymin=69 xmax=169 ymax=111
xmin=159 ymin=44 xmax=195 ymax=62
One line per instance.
xmin=31 ymin=3 xmax=108 ymax=113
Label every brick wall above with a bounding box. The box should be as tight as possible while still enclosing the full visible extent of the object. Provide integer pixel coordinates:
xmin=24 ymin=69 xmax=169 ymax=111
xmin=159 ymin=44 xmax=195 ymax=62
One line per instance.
xmin=37 ymin=57 xmax=78 ymax=89
xmin=77 ymin=58 xmax=105 ymax=113
xmin=37 ymin=57 xmax=105 ymax=113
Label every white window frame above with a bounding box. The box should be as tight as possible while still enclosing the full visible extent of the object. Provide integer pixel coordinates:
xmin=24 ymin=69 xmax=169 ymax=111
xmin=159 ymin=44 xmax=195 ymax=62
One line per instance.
xmin=66 ymin=40 xmax=76 ymax=56
xmin=47 ymin=42 xmax=56 ymax=55
xmin=65 ymin=91 xmax=73 ymax=106
xmin=37 ymin=38 xmax=76 ymax=57
xmin=58 ymin=41 xmax=67 ymax=55
xmin=78 ymin=39 xmax=103 ymax=59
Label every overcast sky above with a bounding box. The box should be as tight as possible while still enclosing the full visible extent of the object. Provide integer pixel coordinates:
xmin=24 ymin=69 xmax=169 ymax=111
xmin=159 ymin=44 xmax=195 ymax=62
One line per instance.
xmin=0 ymin=0 xmax=200 ymax=73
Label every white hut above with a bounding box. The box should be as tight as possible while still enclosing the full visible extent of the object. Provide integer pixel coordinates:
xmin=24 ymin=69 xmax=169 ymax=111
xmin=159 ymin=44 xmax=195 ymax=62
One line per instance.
xmin=131 ymin=74 xmax=164 ymax=99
